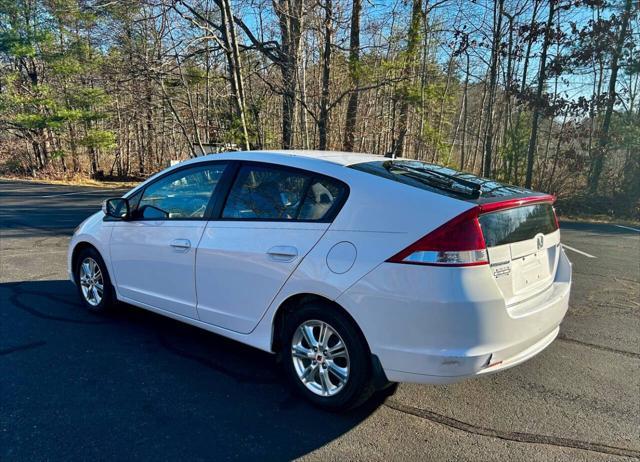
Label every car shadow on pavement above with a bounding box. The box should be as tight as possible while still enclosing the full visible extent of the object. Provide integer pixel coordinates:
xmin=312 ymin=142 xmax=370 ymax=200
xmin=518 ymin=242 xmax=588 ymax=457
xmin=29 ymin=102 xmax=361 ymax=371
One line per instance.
xmin=1 ymin=280 xmax=384 ymax=460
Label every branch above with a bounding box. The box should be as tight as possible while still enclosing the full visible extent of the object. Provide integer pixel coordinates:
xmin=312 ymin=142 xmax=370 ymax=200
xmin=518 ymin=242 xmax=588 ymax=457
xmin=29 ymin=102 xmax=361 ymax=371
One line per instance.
xmin=328 ymin=77 xmax=404 ymax=111
xmin=232 ymin=15 xmax=283 ymax=64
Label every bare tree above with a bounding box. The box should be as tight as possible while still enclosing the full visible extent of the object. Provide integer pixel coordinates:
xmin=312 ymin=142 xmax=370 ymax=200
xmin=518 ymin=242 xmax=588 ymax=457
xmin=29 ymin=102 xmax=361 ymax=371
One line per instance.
xmin=482 ymin=0 xmax=504 ymax=177
xmin=588 ymin=0 xmax=633 ymax=193
xmin=343 ymin=0 xmax=361 ymax=151
xmin=318 ymin=0 xmax=333 ymax=150
xmin=525 ymin=0 xmax=555 ymax=188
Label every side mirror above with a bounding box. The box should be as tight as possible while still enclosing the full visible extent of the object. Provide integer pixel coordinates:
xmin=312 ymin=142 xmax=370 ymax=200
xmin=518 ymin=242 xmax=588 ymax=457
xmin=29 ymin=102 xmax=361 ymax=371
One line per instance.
xmin=102 ymin=197 xmax=130 ymax=219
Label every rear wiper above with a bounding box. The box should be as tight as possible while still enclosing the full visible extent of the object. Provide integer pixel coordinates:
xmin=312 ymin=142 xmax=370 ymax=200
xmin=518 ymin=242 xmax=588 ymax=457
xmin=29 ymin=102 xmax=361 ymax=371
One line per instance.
xmin=383 ymin=161 xmax=482 ymax=199
xmin=416 ymin=167 xmax=482 ymax=193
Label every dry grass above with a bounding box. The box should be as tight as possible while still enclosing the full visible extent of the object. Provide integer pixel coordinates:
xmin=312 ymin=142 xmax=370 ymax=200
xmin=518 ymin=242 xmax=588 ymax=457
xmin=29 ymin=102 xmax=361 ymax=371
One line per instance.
xmin=558 ymin=214 xmax=640 ymax=227
xmin=0 ymin=175 xmax=140 ymax=189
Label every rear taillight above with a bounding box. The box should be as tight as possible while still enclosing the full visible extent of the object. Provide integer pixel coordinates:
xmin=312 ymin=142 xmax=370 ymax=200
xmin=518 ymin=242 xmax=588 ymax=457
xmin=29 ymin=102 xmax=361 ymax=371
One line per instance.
xmin=387 ymin=208 xmax=488 ymax=267
xmin=388 ymin=195 xmax=557 ymax=267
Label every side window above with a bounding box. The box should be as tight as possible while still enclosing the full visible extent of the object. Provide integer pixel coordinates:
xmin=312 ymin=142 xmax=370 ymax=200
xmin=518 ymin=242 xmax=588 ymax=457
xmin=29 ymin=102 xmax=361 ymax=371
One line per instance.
xmin=298 ymin=178 xmax=347 ymax=221
xmin=136 ymin=163 xmax=227 ymax=219
xmin=222 ymin=165 xmax=309 ymax=220
xmin=221 ymin=164 xmax=347 ymax=221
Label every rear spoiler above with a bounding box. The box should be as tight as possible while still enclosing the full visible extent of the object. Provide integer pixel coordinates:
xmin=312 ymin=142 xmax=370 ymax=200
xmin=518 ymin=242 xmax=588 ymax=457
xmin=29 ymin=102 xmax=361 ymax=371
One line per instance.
xmin=477 ymin=194 xmax=556 ymax=214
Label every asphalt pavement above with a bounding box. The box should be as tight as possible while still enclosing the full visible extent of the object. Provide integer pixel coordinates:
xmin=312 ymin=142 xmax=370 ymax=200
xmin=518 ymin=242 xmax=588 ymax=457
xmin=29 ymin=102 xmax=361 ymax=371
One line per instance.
xmin=1 ymin=179 xmax=639 ymax=461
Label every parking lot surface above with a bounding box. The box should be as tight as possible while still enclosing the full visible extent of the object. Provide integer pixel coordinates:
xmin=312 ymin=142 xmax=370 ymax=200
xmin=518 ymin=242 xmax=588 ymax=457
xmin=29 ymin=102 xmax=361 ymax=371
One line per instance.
xmin=1 ymin=179 xmax=639 ymax=461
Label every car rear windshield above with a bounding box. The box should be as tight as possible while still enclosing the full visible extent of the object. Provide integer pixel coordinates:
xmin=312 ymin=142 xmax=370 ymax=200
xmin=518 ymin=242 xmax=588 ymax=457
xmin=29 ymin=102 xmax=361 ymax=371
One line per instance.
xmin=479 ymin=204 xmax=558 ymax=247
xmin=348 ymin=160 xmax=529 ymax=200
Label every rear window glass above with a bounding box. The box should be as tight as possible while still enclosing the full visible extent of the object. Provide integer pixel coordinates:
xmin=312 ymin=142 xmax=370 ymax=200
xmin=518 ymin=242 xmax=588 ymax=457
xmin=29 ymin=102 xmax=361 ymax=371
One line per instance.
xmin=349 ymin=160 xmax=528 ymax=199
xmin=479 ymin=204 xmax=558 ymax=247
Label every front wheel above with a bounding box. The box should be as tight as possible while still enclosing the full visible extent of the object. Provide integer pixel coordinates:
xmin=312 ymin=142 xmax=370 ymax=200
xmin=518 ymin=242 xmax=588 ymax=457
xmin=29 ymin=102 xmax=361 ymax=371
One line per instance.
xmin=282 ymin=303 xmax=374 ymax=411
xmin=74 ymin=247 xmax=115 ymax=312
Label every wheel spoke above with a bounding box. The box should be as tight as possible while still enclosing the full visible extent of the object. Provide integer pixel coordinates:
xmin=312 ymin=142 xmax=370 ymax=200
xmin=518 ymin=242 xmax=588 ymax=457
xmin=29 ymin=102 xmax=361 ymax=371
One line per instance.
xmin=319 ymin=367 xmax=331 ymax=395
xmin=292 ymin=344 xmax=312 ymax=359
xmin=326 ymin=341 xmax=345 ymax=358
xmin=318 ymin=323 xmax=331 ymax=349
xmin=328 ymin=362 xmax=348 ymax=383
xmin=91 ymin=286 xmax=100 ymax=303
xmin=300 ymin=363 xmax=317 ymax=383
xmin=301 ymin=324 xmax=318 ymax=348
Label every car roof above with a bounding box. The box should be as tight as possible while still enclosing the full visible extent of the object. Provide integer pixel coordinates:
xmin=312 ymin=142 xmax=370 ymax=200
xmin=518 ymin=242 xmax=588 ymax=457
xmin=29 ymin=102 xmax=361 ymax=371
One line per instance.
xmin=195 ymin=150 xmax=388 ymax=167
xmin=126 ymin=149 xmax=387 ymax=197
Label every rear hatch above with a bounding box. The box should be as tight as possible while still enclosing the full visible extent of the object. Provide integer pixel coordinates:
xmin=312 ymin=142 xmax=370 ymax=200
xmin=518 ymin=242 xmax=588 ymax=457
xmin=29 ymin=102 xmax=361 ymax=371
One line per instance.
xmin=349 ymin=160 xmax=561 ymax=304
xmin=478 ymin=200 xmax=560 ymax=306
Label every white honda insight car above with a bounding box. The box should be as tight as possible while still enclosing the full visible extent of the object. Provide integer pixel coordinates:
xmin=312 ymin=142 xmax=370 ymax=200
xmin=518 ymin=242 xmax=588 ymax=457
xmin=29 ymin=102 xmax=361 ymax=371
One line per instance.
xmin=68 ymin=150 xmax=571 ymax=410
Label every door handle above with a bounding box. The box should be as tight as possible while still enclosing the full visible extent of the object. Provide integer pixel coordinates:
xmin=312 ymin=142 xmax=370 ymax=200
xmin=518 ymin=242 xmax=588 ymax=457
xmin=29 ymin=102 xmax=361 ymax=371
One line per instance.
xmin=170 ymin=239 xmax=191 ymax=250
xmin=267 ymin=246 xmax=298 ymax=262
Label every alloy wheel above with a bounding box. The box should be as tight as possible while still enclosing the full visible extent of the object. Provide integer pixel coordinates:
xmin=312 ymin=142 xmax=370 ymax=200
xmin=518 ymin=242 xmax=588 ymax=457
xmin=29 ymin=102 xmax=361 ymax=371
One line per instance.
xmin=79 ymin=257 xmax=104 ymax=307
xmin=291 ymin=319 xmax=350 ymax=397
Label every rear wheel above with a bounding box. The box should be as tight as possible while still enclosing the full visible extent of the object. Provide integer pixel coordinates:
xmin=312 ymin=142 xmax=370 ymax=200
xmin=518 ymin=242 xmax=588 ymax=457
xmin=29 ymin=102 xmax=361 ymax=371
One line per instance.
xmin=282 ymin=302 xmax=374 ymax=411
xmin=74 ymin=247 xmax=114 ymax=312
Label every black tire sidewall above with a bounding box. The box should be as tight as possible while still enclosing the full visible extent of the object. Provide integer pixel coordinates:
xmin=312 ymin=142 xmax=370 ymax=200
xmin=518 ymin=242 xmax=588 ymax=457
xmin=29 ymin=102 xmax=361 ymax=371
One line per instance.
xmin=282 ymin=302 xmax=372 ymax=411
xmin=74 ymin=247 xmax=113 ymax=312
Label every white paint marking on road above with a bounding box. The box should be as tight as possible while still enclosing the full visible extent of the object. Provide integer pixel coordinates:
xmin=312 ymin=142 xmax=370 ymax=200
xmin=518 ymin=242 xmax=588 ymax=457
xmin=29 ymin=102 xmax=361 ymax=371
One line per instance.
xmin=40 ymin=189 xmax=113 ymax=198
xmin=615 ymin=224 xmax=640 ymax=233
xmin=562 ymin=244 xmax=597 ymax=259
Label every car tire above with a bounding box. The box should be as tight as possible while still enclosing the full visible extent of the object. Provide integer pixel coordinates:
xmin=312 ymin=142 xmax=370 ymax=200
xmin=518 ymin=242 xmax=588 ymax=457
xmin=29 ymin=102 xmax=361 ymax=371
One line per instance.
xmin=74 ymin=247 xmax=115 ymax=313
xmin=282 ymin=302 xmax=374 ymax=411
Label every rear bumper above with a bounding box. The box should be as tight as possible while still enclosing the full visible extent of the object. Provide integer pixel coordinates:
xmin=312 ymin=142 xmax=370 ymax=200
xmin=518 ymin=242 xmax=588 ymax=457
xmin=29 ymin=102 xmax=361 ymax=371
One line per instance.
xmin=383 ymin=323 xmax=562 ymax=384
xmin=337 ymin=247 xmax=572 ymax=384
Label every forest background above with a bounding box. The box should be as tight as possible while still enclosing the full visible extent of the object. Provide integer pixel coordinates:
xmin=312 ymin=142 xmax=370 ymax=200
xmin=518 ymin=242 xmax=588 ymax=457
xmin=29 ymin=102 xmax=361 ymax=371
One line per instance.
xmin=0 ymin=0 xmax=637 ymax=218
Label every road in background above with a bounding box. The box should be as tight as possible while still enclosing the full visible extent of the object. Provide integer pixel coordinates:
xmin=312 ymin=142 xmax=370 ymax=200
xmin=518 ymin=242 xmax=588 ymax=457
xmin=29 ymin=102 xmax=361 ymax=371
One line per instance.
xmin=1 ymin=180 xmax=639 ymax=461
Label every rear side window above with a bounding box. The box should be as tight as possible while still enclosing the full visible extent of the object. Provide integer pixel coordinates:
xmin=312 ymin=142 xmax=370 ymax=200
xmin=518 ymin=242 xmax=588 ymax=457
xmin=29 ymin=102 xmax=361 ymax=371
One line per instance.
xmin=298 ymin=178 xmax=345 ymax=220
xmin=221 ymin=164 xmax=347 ymax=221
xmin=479 ymin=204 xmax=558 ymax=247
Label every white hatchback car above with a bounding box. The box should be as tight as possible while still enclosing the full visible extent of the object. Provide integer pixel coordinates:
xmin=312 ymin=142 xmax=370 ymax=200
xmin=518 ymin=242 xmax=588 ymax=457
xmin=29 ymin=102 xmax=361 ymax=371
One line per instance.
xmin=69 ymin=150 xmax=571 ymax=410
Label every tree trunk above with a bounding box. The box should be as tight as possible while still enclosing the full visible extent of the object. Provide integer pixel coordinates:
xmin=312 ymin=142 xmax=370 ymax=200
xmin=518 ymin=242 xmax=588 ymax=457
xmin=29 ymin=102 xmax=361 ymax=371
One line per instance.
xmin=343 ymin=0 xmax=361 ymax=151
xmin=390 ymin=0 xmax=422 ymax=157
xmin=512 ymin=0 xmax=540 ymax=184
xmin=275 ymin=0 xmax=304 ymax=149
xmin=220 ymin=0 xmax=251 ymax=150
xmin=460 ymin=51 xmax=470 ymax=170
xmin=318 ymin=0 xmax=333 ymax=150
xmin=482 ymin=0 xmax=504 ymax=177
xmin=588 ymin=0 xmax=632 ymax=193
xmin=525 ymin=1 xmax=555 ymax=188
